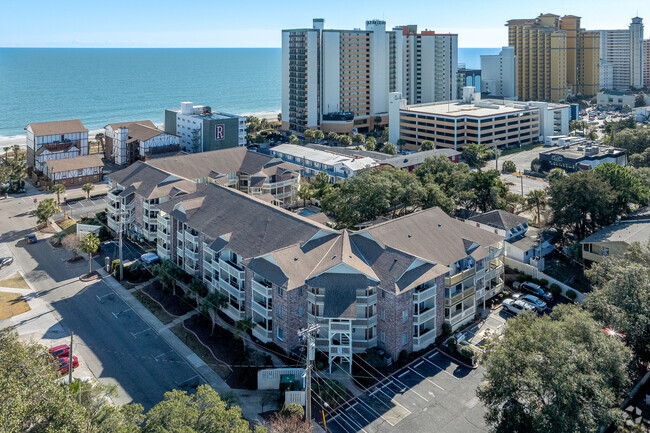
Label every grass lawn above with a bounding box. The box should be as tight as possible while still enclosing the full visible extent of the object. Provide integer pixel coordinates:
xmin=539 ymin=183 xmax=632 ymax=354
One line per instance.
xmin=500 ymin=143 xmax=543 ymax=157
xmin=169 ymin=323 xmax=232 ymax=379
xmin=0 ymin=291 xmax=31 ymax=319
xmin=55 ymin=218 xmax=77 ymax=235
xmin=132 ymin=289 xmax=175 ymax=325
xmin=0 ymin=272 xmax=29 ymax=289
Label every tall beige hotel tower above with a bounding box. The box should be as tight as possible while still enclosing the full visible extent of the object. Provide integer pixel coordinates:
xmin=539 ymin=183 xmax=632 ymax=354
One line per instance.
xmin=507 ymin=14 xmax=600 ymax=102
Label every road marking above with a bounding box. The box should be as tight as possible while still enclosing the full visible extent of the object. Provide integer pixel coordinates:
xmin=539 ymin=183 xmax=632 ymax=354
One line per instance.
xmin=77 ymin=201 xmax=85 ymax=208
xmin=408 ymin=366 xmax=445 ymax=391
xmin=175 ymin=374 xmax=199 ymax=386
xmin=111 ymin=309 xmax=131 ymax=318
xmin=96 ymin=292 xmax=113 ymax=300
xmin=153 ymin=351 xmax=174 ymax=362
xmin=339 ymin=409 xmax=368 ymax=433
xmin=424 ymin=356 xmax=459 ymax=380
xmin=131 ymin=328 xmax=150 ymax=338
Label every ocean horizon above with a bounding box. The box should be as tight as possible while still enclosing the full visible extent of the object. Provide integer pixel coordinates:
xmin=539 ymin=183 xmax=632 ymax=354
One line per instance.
xmin=0 ymin=47 xmax=500 ymax=138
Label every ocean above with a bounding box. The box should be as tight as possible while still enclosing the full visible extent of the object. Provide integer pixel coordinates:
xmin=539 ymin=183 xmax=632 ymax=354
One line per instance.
xmin=0 ymin=47 xmax=500 ymax=138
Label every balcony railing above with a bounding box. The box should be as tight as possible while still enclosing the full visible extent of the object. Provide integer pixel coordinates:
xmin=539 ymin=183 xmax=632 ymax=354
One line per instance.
xmin=445 ymin=268 xmax=476 ymax=287
xmin=356 ymin=292 xmax=377 ymax=306
xmin=413 ymin=328 xmax=436 ymax=350
xmin=330 ymin=322 xmax=351 ymax=332
xmin=252 ymin=325 xmax=273 ymax=342
xmin=307 ymin=292 xmax=325 ymax=305
xmin=414 ymin=306 xmax=436 ymax=323
xmin=445 ymin=286 xmax=475 ymax=307
xmin=252 ymin=280 xmax=273 ymax=297
xmin=414 ymin=287 xmax=436 ymax=303
xmin=252 ymin=299 xmax=273 ymax=317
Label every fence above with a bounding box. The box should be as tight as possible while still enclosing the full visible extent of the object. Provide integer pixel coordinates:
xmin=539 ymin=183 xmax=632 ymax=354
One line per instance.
xmin=285 ymin=390 xmax=306 ymax=406
xmin=257 ymin=368 xmax=306 ymax=390
xmin=504 ymin=257 xmax=587 ymax=304
xmin=77 ymin=223 xmax=101 ymax=238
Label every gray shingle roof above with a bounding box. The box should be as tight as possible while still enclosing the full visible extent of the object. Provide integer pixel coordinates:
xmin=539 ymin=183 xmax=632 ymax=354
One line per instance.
xmin=581 ymin=220 xmax=650 ymax=245
xmin=468 ymin=210 xmax=529 ymax=231
xmin=107 ymin=161 xmax=196 ymax=200
xmin=381 ymin=149 xmax=461 ymax=168
xmin=27 ymin=119 xmax=87 ymax=136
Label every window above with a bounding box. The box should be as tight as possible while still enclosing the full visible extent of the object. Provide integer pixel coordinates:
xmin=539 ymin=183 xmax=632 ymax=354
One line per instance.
xmin=380 ymin=331 xmax=386 ymax=343
xmin=277 ymin=327 xmax=284 ymax=341
xmin=602 ymin=247 xmax=609 ymax=256
xmin=381 ymin=309 xmax=386 ymax=321
xmin=278 ymin=287 xmax=283 ymax=297
xmin=277 ymin=305 xmax=283 ymax=318
xmin=381 ymin=291 xmax=385 ymax=298
xmin=298 ymin=305 xmax=303 ymax=317
xmin=402 ymin=332 xmax=408 ymax=346
xmin=299 ymin=288 xmax=303 ymax=296
xmin=402 ymin=310 xmax=408 ymax=323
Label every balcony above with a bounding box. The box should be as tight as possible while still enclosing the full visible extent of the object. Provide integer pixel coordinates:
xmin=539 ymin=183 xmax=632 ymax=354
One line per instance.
xmin=447 ymin=306 xmax=476 ymax=326
xmin=219 ymin=278 xmax=243 ymax=297
xmin=445 ymin=286 xmax=475 ymax=307
xmin=307 ymin=291 xmax=324 ymax=305
xmin=252 ymin=325 xmax=273 ymax=342
xmin=329 ymin=345 xmax=351 ymax=356
xmin=224 ymin=304 xmax=244 ymax=322
xmin=184 ymin=231 xmax=198 ymax=244
xmin=107 ymin=189 xmax=121 ymax=202
xmin=445 ymin=268 xmax=476 ymax=287
xmin=184 ymin=247 xmax=199 ymax=262
xmin=413 ymin=305 xmax=436 ymax=323
xmin=220 ymin=259 xmax=245 ymax=282
xmin=252 ymin=280 xmax=273 ymax=297
xmin=252 ymin=299 xmax=273 ymax=317
xmin=330 ymin=322 xmax=351 ymax=332
xmin=414 ymin=287 xmax=436 ymax=303
xmin=143 ymin=201 xmax=157 ymax=212
xmin=413 ymin=328 xmax=436 ymax=351
xmin=356 ymin=292 xmax=377 ymax=306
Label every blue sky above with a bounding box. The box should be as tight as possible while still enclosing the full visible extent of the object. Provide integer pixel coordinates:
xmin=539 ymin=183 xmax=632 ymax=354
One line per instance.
xmin=1 ymin=0 xmax=648 ymax=48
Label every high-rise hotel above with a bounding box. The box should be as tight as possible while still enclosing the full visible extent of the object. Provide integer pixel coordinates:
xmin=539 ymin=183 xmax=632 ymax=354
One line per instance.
xmin=281 ymin=19 xmax=457 ymax=133
xmin=597 ymin=17 xmax=644 ymax=91
xmin=506 ymin=14 xmax=600 ymax=102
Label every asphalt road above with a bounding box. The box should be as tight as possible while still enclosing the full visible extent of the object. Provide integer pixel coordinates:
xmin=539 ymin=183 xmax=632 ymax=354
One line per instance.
xmin=0 ymin=193 xmax=200 ymax=410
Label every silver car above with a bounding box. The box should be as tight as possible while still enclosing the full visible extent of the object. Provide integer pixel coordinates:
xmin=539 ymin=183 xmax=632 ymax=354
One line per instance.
xmin=513 ymin=293 xmax=547 ymax=311
xmin=502 ymin=298 xmax=538 ymax=316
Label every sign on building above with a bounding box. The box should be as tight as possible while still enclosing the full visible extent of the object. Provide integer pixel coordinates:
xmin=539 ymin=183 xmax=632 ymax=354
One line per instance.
xmin=215 ymin=124 xmax=225 ymax=140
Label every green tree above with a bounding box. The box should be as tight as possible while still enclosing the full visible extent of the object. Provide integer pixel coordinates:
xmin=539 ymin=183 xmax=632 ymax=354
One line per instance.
xmin=151 ymin=259 xmax=184 ymax=295
xmin=80 ymin=232 xmax=100 ymax=274
xmin=352 ymin=133 xmax=366 ymax=144
xmin=419 ymin=140 xmax=434 ymax=151
xmin=186 ymin=278 xmax=208 ymax=305
xmin=593 ymin=163 xmax=650 ymax=217
xmin=467 ymin=169 xmax=508 ymax=213
xmin=246 ymin=116 xmax=261 ymax=134
xmin=35 ymin=198 xmax=58 ymax=225
xmin=142 ymin=385 xmax=255 ymax=433
xmin=586 ymin=242 xmax=650 ymax=363
xmin=313 ymin=130 xmax=324 ymax=142
xmin=95 ymin=132 xmax=105 ymax=152
xmin=303 ymin=129 xmax=315 ymax=143
xmin=338 ymin=135 xmax=352 ymax=146
xmin=51 ymin=183 xmax=66 ymax=205
xmin=297 ymin=182 xmax=313 ymax=207
xmin=462 ymin=143 xmax=490 ymax=168
xmin=635 ymin=91 xmax=646 ymax=107
xmin=311 ymin=171 xmax=331 ymax=199
xmin=365 ymin=136 xmax=377 ymax=151
xmin=586 ymin=129 xmax=598 ymax=141
xmin=383 ymin=142 xmax=397 ymax=155
xmin=548 ymin=170 xmax=617 ymax=240
xmin=530 ymin=157 xmax=542 ymax=173
xmin=288 ymin=134 xmax=299 ymax=145
xmin=478 ymin=306 xmax=631 ymax=433
xmin=202 ymin=290 xmax=228 ymax=335
xmin=380 ymin=128 xmax=389 ymax=143
xmin=502 ymin=160 xmax=516 ymax=173
xmin=82 ymin=183 xmax=95 ymax=199
xmin=421 ymin=180 xmax=455 ymax=214
xmin=526 ymin=189 xmax=547 ymax=223
xmin=326 ymin=131 xmax=338 ymax=143
xmin=547 ymin=168 xmax=566 ymax=183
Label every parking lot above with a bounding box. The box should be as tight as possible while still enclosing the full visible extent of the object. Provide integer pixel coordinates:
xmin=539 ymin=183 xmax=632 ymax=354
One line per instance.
xmin=56 ymin=196 xmax=107 ymax=220
xmin=326 ymin=350 xmax=486 ymax=433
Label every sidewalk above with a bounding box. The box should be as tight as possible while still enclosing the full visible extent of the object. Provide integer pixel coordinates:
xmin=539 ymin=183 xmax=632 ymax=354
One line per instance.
xmin=97 ymin=268 xmax=229 ymax=392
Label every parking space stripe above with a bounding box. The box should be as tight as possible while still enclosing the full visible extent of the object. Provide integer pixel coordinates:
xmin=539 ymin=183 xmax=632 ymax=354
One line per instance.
xmin=408 ymin=366 xmax=445 ymax=391
xmin=424 ymin=356 xmax=459 ymax=380
xmin=358 ymin=398 xmax=398 ymax=426
xmin=339 ymin=410 xmax=368 ymax=433
xmin=331 ymin=414 xmax=359 ymax=433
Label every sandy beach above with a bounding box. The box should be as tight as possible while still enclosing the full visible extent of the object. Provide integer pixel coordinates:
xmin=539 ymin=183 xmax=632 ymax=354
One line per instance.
xmin=0 ymin=110 xmax=281 ymax=149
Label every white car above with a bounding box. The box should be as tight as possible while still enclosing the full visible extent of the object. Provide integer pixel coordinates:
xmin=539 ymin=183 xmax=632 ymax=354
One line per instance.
xmin=502 ymin=298 xmax=538 ymax=316
xmin=513 ymin=293 xmax=547 ymax=311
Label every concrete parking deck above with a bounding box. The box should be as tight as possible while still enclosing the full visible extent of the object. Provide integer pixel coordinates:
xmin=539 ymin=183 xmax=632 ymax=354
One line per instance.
xmin=326 ymin=350 xmax=487 ymax=433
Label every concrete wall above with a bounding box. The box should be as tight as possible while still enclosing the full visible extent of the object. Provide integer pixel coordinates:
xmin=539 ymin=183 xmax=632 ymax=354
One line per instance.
xmin=504 ymin=256 xmax=586 ymax=303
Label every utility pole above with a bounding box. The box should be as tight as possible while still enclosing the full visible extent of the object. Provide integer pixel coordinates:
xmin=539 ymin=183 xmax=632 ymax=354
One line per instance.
xmin=68 ymin=331 xmax=74 ymax=386
xmin=118 ymin=199 xmax=124 ymax=281
xmin=520 ymin=175 xmax=524 ymax=197
xmin=298 ymin=323 xmax=320 ymax=424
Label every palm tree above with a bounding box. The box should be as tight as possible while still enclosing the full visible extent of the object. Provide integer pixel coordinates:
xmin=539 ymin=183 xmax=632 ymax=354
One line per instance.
xmin=3 ymin=147 xmax=9 ymax=161
xmin=94 ymin=133 xmax=105 ymax=152
xmin=234 ymin=317 xmax=256 ymax=341
xmin=201 ymin=290 xmax=228 ymax=335
xmin=186 ymin=278 xmax=208 ymax=305
xmin=420 ymin=140 xmax=434 ymax=151
xmin=80 ymin=233 xmax=100 ymax=274
xmin=51 ymin=184 xmax=65 ymax=205
xmin=35 ymin=198 xmax=58 ymax=225
xmin=526 ymin=189 xmax=547 ymax=224
xmin=297 ymin=183 xmax=313 ymax=207
xmin=82 ymin=183 xmax=95 ymax=199
xmin=383 ymin=142 xmax=397 ymax=155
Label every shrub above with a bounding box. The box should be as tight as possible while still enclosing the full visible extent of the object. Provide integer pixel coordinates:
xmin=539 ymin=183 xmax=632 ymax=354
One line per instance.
xmin=111 ymin=259 xmax=121 ymax=273
xmin=398 ymin=350 xmax=409 ymax=364
xmin=539 ymin=279 xmax=549 ymax=287
xmin=549 ymin=284 xmax=562 ymax=298
xmin=458 ymin=345 xmax=475 ymax=360
xmin=517 ymin=273 xmax=528 ymax=283
xmin=364 ymin=347 xmax=388 ymax=369
xmin=566 ymin=289 xmax=577 ymax=301
xmin=446 ymin=338 xmax=457 ymax=353
xmin=502 ymin=160 xmax=517 ymax=173
xmin=442 ymin=322 xmax=453 ymax=337
xmin=284 ymin=403 xmax=304 ymax=419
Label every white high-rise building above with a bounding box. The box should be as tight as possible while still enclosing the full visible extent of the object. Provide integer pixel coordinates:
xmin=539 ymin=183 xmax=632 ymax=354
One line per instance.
xmin=643 ymin=39 xmax=650 ymax=88
xmin=597 ymin=17 xmax=644 ymax=90
xmin=281 ymin=19 xmax=458 ymax=133
xmin=481 ymin=47 xmax=517 ymax=99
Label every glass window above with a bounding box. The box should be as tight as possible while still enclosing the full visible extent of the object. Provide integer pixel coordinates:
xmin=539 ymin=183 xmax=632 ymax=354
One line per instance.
xmin=278 ymin=287 xmax=283 ymax=297
xmin=402 ymin=332 xmax=408 ymax=346
xmin=381 ymin=309 xmax=386 ymax=321
xmin=402 ymin=310 xmax=408 ymax=323
xmin=277 ymin=305 xmax=283 ymax=318
xmin=277 ymin=327 xmax=284 ymax=341
xmin=298 ymin=305 xmax=303 ymax=317
xmin=380 ymin=331 xmax=386 ymax=343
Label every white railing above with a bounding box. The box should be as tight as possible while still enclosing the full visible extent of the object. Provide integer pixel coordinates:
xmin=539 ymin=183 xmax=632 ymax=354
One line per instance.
xmin=252 ymin=325 xmax=273 ymax=343
xmin=413 ymin=329 xmax=436 ymax=351
xmin=252 ymin=280 xmax=273 ymax=297
xmin=414 ymin=287 xmax=436 ymax=303
xmin=252 ymin=300 xmax=272 ymax=317
xmin=285 ymin=391 xmax=306 ymax=406
xmin=414 ymin=306 xmax=436 ymax=323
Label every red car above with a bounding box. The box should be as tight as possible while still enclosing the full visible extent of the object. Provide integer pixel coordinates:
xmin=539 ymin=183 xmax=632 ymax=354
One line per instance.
xmin=57 ymin=356 xmax=79 ymax=375
xmin=49 ymin=344 xmax=70 ymax=359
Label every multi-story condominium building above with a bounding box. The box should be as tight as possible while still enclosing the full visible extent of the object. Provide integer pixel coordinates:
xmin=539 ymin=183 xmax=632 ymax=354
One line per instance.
xmin=481 ymin=47 xmax=517 ymax=99
xmin=155 ymin=182 xmax=505 ymax=371
xmin=104 ymin=120 xmax=179 ymax=166
xmin=164 ymin=102 xmax=246 ymax=153
xmin=597 ymin=17 xmax=644 ymax=90
xmin=270 ymin=144 xmax=376 ymax=182
xmin=600 ymin=59 xmax=615 ymax=90
xmin=392 ymin=25 xmax=458 ymax=106
xmin=506 ymin=14 xmax=599 ymax=102
xmin=643 ymin=39 xmax=650 ymax=87
xmin=43 ymin=154 xmax=104 ymax=187
xmin=388 ymin=90 xmax=569 ymax=151
xmin=25 ymin=119 xmax=89 ymax=173
xmin=281 ymin=19 xmax=457 ymax=134
xmin=456 ymin=68 xmax=481 ymax=99
xmin=106 ymin=147 xmax=302 ymax=242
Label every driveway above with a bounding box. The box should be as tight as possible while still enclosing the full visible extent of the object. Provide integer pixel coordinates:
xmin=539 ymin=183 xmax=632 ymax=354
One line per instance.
xmin=0 ymin=194 xmax=202 ymax=410
xmin=325 ymin=350 xmax=487 ymax=433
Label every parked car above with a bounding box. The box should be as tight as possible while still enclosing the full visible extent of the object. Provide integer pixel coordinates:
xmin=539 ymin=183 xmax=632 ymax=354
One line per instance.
xmin=57 ymin=356 xmax=79 ymax=375
xmin=513 ymin=293 xmax=548 ymax=311
xmin=0 ymin=257 xmax=13 ymax=269
xmin=502 ymin=298 xmax=538 ymax=316
xmin=24 ymin=234 xmax=37 ymax=244
xmin=518 ymin=281 xmax=554 ymax=302
xmin=140 ymin=252 xmax=160 ymax=264
xmin=49 ymin=344 xmax=70 ymax=359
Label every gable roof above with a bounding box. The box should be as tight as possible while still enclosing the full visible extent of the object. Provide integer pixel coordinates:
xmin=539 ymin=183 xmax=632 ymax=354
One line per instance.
xmin=26 ymin=119 xmax=88 ymax=136
xmin=468 ymin=210 xmax=529 ymax=231
xmin=45 ymin=154 xmax=104 ymax=173
xmin=125 ymin=123 xmax=166 ymax=143
xmin=581 ymin=220 xmax=650 ymax=245
xmin=107 ymin=161 xmax=196 ymax=200
xmin=105 ymin=120 xmax=156 ymax=130
xmin=381 ymin=149 xmax=461 ymax=168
